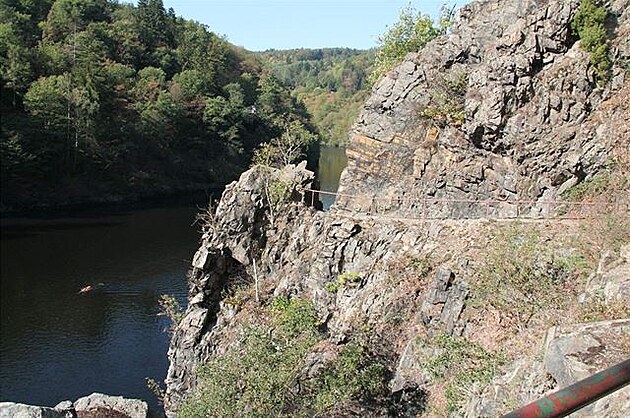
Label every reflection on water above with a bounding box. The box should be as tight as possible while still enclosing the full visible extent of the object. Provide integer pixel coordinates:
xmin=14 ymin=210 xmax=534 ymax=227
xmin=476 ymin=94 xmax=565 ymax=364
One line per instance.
xmin=0 ymin=206 xmax=200 ymax=413
xmin=318 ymin=146 xmax=348 ymax=210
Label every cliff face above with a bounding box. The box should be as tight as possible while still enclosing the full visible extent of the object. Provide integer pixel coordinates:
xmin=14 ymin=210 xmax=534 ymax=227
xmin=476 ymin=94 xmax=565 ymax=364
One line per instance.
xmin=338 ymin=0 xmax=629 ymax=218
xmin=165 ymin=0 xmax=629 ymax=416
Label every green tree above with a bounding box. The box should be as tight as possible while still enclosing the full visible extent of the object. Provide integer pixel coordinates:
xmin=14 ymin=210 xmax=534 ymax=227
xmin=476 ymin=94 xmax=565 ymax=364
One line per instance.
xmin=135 ymin=0 xmax=172 ymax=50
xmin=41 ymin=0 xmax=110 ymax=43
xmin=571 ymin=0 xmax=611 ymax=84
xmin=368 ymin=4 xmax=454 ymax=85
xmin=252 ymin=118 xmax=317 ymax=168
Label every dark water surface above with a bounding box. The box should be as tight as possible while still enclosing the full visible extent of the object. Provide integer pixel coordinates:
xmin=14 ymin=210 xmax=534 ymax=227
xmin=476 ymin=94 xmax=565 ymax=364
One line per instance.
xmin=0 ymin=149 xmax=346 ymax=412
xmin=0 ymin=206 xmax=200 ymax=412
xmin=318 ymin=146 xmax=348 ymax=209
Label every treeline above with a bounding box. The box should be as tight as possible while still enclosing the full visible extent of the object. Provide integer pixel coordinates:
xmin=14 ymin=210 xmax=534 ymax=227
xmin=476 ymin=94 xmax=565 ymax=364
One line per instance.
xmin=258 ymin=48 xmax=374 ymax=146
xmin=0 ymin=0 xmax=313 ymax=211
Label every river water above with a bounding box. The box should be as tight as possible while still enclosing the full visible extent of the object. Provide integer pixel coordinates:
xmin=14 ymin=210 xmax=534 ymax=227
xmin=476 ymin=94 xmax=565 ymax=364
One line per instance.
xmin=317 ymin=146 xmax=348 ymax=210
xmin=0 ymin=146 xmax=347 ymax=412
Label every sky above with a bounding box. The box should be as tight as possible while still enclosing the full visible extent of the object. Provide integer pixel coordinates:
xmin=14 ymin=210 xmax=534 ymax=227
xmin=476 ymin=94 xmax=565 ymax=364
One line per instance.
xmin=155 ymin=1 xmax=450 ymax=51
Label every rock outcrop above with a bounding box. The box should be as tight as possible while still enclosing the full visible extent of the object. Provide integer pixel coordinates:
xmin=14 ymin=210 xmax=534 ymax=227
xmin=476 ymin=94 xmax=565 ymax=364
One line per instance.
xmin=165 ymin=0 xmax=629 ymax=416
xmin=0 ymin=394 xmax=148 ymax=418
xmin=337 ymin=0 xmax=629 ymax=218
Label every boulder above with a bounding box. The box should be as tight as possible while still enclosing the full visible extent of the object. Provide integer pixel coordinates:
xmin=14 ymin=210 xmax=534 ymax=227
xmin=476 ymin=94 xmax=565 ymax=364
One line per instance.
xmin=74 ymin=393 xmax=148 ymax=418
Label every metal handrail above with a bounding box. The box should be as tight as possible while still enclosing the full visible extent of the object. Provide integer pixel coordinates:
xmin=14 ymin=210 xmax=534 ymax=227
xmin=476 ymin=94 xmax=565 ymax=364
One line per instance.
xmin=501 ymin=359 xmax=630 ymax=418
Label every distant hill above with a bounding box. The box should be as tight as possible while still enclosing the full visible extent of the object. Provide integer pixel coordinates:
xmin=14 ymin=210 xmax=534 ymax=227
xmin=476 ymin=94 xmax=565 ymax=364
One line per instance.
xmin=0 ymin=0 xmax=312 ymax=211
xmin=258 ymin=48 xmax=375 ymax=146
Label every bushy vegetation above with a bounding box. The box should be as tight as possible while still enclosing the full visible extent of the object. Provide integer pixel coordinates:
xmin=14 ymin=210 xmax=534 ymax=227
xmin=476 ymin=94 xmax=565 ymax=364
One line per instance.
xmin=178 ymin=296 xmax=391 ymax=417
xmin=308 ymin=343 xmax=389 ymax=413
xmin=471 ymin=226 xmax=586 ymax=327
xmin=571 ymin=0 xmax=611 ymax=84
xmin=420 ymin=72 xmax=468 ymax=128
xmin=0 ymin=0 xmax=315 ymax=210
xmin=326 ymin=271 xmax=362 ymax=292
xmin=368 ymin=5 xmax=455 ymax=85
xmin=178 ymin=297 xmax=321 ymax=417
xmin=157 ymin=294 xmax=184 ymax=330
xmin=259 ymin=48 xmax=374 ymax=146
xmin=252 ymin=118 xmax=317 ymax=169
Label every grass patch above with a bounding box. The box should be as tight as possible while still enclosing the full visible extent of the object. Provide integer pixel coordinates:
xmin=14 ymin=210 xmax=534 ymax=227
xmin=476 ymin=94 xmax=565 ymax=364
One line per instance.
xmin=470 ymin=226 xmax=585 ymax=327
xmin=423 ymin=333 xmax=505 ymax=414
xmin=579 ymin=297 xmax=630 ymax=322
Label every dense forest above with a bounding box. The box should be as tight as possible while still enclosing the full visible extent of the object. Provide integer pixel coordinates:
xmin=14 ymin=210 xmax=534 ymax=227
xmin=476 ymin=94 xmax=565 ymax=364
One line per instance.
xmin=258 ymin=48 xmax=374 ymax=146
xmin=0 ymin=0 xmax=314 ymax=212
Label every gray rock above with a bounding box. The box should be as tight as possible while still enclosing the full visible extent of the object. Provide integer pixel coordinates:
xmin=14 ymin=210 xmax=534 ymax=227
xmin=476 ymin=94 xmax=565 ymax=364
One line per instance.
xmin=420 ymin=267 xmax=468 ymax=335
xmin=543 ymin=320 xmax=630 ymax=417
xmin=0 ymin=403 xmax=66 ymax=418
xmin=74 ymin=393 xmax=148 ymax=418
xmin=336 ymin=0 xmax=629 ymax=219
xmin=52 ymin=401 xmax=74 ymax=418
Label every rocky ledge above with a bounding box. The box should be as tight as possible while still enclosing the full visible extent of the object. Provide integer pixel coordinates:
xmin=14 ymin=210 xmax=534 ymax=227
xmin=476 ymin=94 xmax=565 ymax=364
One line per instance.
xmin=0 ymin=393 xmax=149 ymax=418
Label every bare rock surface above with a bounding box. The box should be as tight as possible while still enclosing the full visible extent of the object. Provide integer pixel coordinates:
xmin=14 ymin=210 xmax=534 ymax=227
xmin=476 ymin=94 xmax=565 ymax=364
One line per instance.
xmin=0 ymin=394 xmax=148 ymax=418
xmin=74 ymin=393 xmax=148 ymax=418
xmin=337 ymin=0 xmax=630 ymax=219
xmin=467 ymin=320 xmax=630 ymax=417
xmin=0 ymin=403 xmax=67 ymax=418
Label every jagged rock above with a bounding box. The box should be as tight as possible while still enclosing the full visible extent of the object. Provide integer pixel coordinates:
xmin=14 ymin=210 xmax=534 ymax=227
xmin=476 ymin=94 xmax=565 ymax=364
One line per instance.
xmin=465 ymin=358 xmax=555 ymax=417
xmin=581 ymin=245 xmax=630 ymax=304
xmin=337 ymin=0 xmax=630 ymax=219
xmin=419 ymin=267 xmax=468 ymax=336
xmin=52 ymin=402 xmax=74 ymax=418
xmin=544 ymin=320 xmax=628 ymax=387
xmin=391 ymin=338 xmax=432 ymax=393
xmin=73 ymin=393 xmax=148 ymax=418
xmin=0 ymin=403 xmax=67 ymax=418
xmin=164 ymin=163 xmax=317 ymax=413
xmin=466 ymin=320 xmax=630 ymax=417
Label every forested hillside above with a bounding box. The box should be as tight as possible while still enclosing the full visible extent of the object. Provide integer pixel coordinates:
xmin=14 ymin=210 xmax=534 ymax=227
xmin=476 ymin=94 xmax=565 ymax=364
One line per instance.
xmin=258 ymin=48 xmax=374 ymax=146
xmin=0 ymin=0 xmax=313 ymax=212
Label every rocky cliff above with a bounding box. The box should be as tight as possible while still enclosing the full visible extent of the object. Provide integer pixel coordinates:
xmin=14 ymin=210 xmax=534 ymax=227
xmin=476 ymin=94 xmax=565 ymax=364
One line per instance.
xmin=339 ymin=0 xmax=629 ymax=218
xmin=165 ymin=0 xmax=629 ymax=416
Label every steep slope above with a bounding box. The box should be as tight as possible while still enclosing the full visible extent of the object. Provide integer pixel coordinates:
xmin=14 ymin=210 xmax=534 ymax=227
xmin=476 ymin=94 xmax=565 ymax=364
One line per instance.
xmin=164 ymin=0 xmax=629 ymax=416
xmin=338 ymin=0 xmax=629 ymax=218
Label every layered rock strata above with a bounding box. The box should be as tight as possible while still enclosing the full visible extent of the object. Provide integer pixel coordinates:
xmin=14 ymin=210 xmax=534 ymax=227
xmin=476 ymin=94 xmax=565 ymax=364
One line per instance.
xmin=337 ymin=0 xmax=629 ymax=218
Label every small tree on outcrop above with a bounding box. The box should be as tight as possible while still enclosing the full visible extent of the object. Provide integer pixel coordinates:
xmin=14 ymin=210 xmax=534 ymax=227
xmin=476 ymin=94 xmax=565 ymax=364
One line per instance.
xmin=571 ymin=0 xmax=611 ymax=84
xmin=368 ymin=4 xmax=455 ymax=85
xmin=252 ymin=118 xmax=317 ymax=169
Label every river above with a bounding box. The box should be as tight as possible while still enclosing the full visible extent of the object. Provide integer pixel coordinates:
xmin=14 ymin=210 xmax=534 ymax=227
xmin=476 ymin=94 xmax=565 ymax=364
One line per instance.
xmin=0 ymin=146 xmax=347 ymax=413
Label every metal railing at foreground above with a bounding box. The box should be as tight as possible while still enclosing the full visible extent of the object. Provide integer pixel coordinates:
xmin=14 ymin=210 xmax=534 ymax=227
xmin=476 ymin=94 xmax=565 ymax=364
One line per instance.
xmin=501 ymin=358 xmax=630 ymax=418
